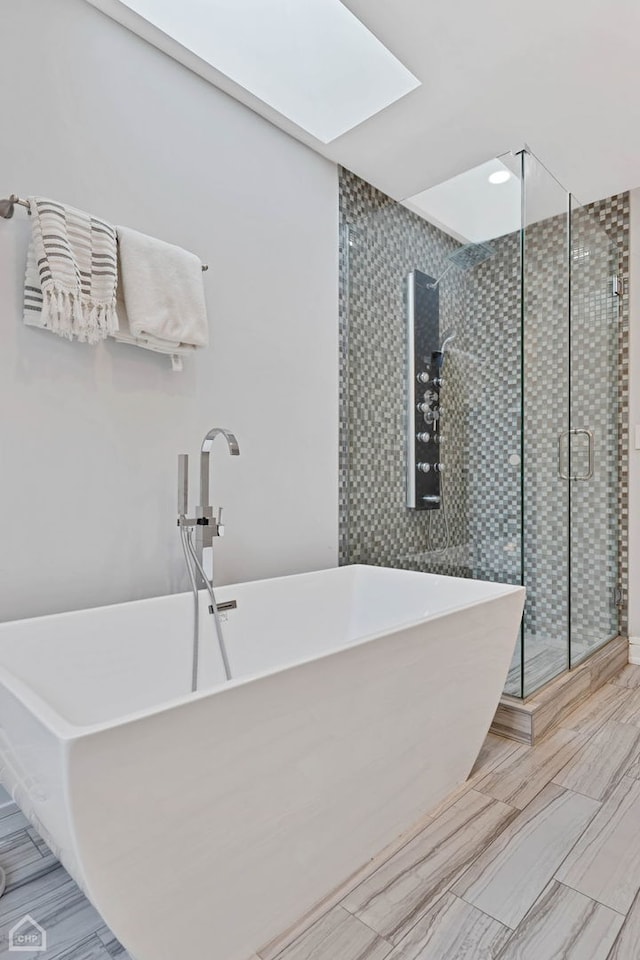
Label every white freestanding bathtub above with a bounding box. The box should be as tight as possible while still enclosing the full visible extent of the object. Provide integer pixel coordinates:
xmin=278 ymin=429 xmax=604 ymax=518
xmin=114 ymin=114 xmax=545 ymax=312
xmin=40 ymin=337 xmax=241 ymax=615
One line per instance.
xmin=0 ymin=565 xmax=524 ymax=960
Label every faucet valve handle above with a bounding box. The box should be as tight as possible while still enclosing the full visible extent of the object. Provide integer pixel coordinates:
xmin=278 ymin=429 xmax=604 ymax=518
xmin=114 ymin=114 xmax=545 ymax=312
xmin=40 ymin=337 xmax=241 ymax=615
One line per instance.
xmin=216 ymin=507 xmax=225 ymax=537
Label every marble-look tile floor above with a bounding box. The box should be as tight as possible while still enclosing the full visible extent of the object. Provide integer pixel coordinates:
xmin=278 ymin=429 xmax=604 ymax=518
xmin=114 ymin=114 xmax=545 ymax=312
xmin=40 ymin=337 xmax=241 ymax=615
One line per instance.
xmin=3 ymin=666 xmax=640 ymax=959
xmin=266 ymin=664 xmax=640 ymax=960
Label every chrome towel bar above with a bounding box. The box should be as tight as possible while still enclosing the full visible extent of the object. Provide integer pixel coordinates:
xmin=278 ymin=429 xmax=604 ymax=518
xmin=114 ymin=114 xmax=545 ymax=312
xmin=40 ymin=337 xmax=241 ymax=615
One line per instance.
xmin=0 ymin=194 xmax=209 ymax=271
xmin=0 ymin=194 xmax=31 ymax=218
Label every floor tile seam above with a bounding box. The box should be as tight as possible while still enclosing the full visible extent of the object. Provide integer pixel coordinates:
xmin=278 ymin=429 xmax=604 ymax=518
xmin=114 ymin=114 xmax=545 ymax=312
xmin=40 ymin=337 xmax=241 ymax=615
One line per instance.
xmin=552 ymin=877 xmax=629 ymax=918
xmin=453 ymin=786 xmax=603 ymax=930
xmin=490 ymin=879 xmax=624 ymax=960
xmin=457 ymin=891 xmax=520 ymax=933
xmin=403 ymin=800 xmax=523 ymax=913
xmin=46 ymin=933 xmax=112 ymax=960
xmin=476 ymin=730 xmax=591 ymax=801
xmin=340 ymin=802 xmax=519 ymax=946
xmin=557 ymin=694 xmax=636 ymax=734
xmin=263 ymin=896 xmax=396 ymax=959
xmin=0 ymin=863 xmax=76 ymax=903
xmin=551 ymin=741 xmax=640 ymax=802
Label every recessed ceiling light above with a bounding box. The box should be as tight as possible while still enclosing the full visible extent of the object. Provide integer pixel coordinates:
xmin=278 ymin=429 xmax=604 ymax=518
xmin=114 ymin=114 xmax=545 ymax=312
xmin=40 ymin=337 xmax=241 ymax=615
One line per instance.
xmin=107 ymin=0 xmax=421 ymax=144
xmin=403 ymin=157 xmax=521 ymax=244
xmin=488 ymin=170 xmax=511 ymax=185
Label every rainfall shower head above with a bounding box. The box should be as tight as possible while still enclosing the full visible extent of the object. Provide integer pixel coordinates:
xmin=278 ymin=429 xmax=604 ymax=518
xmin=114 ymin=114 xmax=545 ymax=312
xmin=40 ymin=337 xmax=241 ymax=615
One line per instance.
xmin=447 ymin=241 xmax=495 ymax=272
xmin=428 ymin=241 xmax=495 ymax=288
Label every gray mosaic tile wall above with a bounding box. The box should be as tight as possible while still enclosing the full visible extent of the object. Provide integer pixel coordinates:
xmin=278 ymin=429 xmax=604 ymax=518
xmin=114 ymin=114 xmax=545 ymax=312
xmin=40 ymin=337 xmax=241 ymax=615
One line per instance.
xmin=339 ymin=166 xmax=629 ymax=697
xmin=339 ymin=173 xmax=471 ymax=578
xmin=585 ymin=192 xmax=630 ymax=638
xmin=460 ymin=230 xmax=522 ymax=589
xmin=569 ymin=203 xmax=623 ymax=659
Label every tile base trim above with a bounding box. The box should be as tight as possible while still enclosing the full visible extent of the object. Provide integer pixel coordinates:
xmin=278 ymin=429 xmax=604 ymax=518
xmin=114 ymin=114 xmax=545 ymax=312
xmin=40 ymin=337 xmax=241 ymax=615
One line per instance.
xmin=490 ymin=636 xmax=629 ymax=744
xmin=628 ymin=638 xmax=640 ymax=665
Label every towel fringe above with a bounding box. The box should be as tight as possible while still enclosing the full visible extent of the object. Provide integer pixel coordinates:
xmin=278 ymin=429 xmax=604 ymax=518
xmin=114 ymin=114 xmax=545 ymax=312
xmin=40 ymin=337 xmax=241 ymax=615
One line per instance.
xmin=40 ymin=288 xmax=118 ymax=344
xmin=23 ymin=197 xmax=119 ymax=345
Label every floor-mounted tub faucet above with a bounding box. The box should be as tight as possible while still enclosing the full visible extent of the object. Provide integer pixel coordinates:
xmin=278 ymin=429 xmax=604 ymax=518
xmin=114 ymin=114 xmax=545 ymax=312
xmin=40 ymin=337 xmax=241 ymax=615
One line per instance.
xmin=177 ymin=428 xmax=240 ymax=690
xmin=196 ymin=428 xmax=240 ymax=587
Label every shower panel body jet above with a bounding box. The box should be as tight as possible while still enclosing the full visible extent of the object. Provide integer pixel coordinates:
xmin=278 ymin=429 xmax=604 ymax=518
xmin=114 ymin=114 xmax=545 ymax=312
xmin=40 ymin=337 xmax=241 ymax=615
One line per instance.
xmin=406 ymin=243 xmax=495 ymax=512
xmin=406 ymin=269 xmax=442 ymax=510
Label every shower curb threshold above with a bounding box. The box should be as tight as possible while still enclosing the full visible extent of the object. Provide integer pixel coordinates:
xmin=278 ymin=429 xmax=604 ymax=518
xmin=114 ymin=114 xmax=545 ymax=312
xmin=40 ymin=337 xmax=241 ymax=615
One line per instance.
xmin=490 ymin=634 xmax=628 ymax=744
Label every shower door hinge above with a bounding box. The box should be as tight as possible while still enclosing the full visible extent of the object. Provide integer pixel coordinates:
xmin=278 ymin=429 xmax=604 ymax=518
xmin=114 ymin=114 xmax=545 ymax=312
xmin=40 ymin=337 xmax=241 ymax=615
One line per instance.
xmin=612 ymin=276 xmax=624 ymax=298
xmin=614 ymin=587 xmax=626 ymax=608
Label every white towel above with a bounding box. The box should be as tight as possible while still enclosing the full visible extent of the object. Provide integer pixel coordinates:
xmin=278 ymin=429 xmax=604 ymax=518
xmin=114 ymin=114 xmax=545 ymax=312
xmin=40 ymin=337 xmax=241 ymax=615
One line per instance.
xmin=114 ymin=227 xmax=209 ymax=356
xmin=23 ymin=197 xmax=119 ymax=343
xmin=114 ymin=282 xmax=196 ymax=372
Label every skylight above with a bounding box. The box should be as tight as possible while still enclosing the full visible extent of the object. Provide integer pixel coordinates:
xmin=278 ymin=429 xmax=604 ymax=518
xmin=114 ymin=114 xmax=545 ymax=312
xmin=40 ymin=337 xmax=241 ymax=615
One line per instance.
xmin=113 ymin=0 xmax=421 ymax=143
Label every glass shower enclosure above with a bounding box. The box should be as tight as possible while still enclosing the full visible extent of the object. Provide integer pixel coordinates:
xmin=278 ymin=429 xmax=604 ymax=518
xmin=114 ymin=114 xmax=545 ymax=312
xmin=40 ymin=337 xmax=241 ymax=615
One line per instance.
xmin=341 ymin=147 xmax=622 ymax=698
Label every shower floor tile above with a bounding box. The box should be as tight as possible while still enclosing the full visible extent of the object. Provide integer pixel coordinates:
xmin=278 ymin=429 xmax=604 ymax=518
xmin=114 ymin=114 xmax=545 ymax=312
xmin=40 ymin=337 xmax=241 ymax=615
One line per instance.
xmin=4 ymin=666 xmax=640 ymax=960
xmin=505 ymin=634 xmax=593 ymax=695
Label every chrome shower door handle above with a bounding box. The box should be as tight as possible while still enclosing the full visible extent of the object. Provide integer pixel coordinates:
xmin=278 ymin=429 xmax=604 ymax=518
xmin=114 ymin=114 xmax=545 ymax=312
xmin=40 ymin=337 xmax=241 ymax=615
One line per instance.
xmin=558 ymin=430 xmax=570 ymax=480
xmin=572 ymin=428 xmax=594 ymax=480
xmin=558 ymin=429 xmax=595 ymax=481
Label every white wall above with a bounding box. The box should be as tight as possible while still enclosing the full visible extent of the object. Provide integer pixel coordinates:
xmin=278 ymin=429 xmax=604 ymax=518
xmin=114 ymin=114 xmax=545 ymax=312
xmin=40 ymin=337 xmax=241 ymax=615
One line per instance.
xmin=629 ymin=190 xmax=640 ymax=641
xmin=0 ymin=0 xmax=338 ymax=622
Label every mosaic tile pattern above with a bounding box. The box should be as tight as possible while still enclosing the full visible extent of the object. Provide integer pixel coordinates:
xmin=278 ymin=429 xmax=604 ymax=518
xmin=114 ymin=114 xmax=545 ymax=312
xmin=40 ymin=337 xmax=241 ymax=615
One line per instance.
xmin=338 ymin=173 xmax=470 ymax=578
xmin=464 ymin=209 xmax=592 ymax=688
xmin=338 ymin=166 xmax=629 ymax=697
xmin=569 ymin=202 xmax=622 ymax=655
xmin=584 ymin=192 xmax=630 ymax=637
xmin=459 ymin=230 xmax=522 ymax=589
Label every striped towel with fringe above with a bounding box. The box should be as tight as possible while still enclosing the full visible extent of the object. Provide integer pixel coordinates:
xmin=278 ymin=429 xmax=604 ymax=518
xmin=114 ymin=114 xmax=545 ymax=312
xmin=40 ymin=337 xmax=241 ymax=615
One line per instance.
xmin=23 ymin=197 xmax=118 ymax=343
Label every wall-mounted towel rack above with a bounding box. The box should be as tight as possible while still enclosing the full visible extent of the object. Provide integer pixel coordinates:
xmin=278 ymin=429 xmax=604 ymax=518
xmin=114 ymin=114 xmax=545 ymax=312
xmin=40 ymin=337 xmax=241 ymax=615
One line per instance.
xmin=0 ymin=194 xmax=209 ymax=271
xmin=0 ymin=194 xmax=31 ymax=219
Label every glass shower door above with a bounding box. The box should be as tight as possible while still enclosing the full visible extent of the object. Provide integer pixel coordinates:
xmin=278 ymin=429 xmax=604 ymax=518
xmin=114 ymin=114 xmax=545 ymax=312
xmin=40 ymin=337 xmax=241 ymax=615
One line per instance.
xmin=340 ymin=153 xmax=622 ymax=702
xmin=521 ymin=150 xmax=571 ymax=697
xmin=569 ymin=198 xmax=621 ymax=664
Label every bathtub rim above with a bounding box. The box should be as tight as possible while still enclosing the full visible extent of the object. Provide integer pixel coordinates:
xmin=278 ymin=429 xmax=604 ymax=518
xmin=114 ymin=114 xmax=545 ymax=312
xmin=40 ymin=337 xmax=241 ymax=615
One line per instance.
xmin=0 ymin=565 xmax=525 ymax=741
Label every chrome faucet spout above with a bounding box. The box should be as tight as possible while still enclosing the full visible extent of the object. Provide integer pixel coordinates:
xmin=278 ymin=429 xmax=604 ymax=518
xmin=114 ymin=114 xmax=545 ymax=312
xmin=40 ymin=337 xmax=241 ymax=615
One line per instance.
xmin=201 ymin=427 xmax=240 ymax=457
xmin=195 ymin=428 xmax=241 ymax=589
xmin=199 ymin=428 xmax=240 ymax=512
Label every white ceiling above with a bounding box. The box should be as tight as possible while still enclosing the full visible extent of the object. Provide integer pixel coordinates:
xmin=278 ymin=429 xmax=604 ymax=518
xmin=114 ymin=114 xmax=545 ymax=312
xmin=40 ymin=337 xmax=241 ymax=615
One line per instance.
xmin=332 ymin=0 xmax=640 ymax=205
xmin=87 ymin=0 xmax=640 ymax=205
